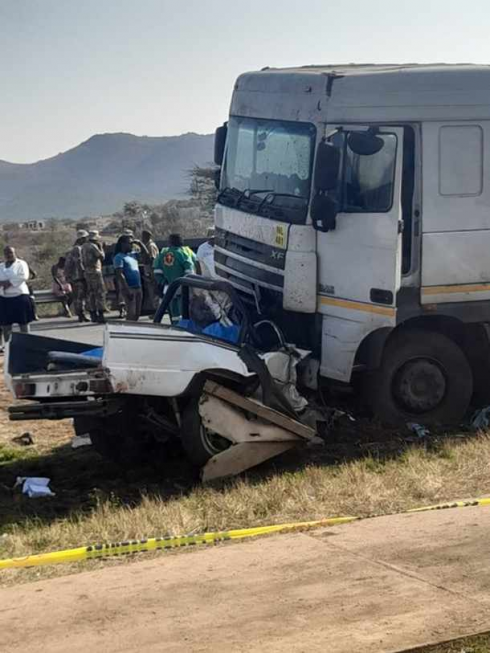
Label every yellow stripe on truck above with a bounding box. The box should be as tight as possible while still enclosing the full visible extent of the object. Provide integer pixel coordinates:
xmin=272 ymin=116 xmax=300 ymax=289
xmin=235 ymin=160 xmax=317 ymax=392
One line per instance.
xmin=422 ymin=283 xmax=490 ymax=295
xmin=318 ymin=295 xmax=396 ymax=317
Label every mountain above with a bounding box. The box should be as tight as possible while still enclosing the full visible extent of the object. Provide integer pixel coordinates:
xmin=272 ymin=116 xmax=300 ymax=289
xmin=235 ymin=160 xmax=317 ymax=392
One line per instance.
xmin=0 ymin=132 xmax=214 ymax=221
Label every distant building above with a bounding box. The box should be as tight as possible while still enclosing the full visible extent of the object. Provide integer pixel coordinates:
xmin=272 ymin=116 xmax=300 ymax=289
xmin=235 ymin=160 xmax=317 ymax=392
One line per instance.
xmin=19 ymin=220 xmax=46 ymax=231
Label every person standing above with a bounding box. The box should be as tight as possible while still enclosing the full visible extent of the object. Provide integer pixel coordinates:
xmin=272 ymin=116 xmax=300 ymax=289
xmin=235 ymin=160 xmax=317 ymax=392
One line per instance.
xmin=113 ymin=235 xmax=149 ymax=321
xmin=26 ymin=265 xmax=39 ymax=321
xmin=141 ymin=229 xmax=159 ymax=311
xmin=142 ymin=230 xmax=159 ymax=261
xmin=153 ymin=233 xmax=195 ymax=321
xmin=0 ymin=246 xmax=35 ymax=342
xmin=196 ymin=228 xmax=216 ymax=278
xmin=82 ymin=230 xmax=106 ymax=323
xmin=51 ymin=257 xmax=73 ymax=318
xmin=65 ymin=230 xmax=90 ymax=322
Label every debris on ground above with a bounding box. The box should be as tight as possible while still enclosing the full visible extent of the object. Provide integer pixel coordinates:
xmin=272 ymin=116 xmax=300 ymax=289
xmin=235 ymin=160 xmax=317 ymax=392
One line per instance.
xmin=407 ymin=422 xmax=430 ymax=438
xmin=471 ymin=406 xmax=490 ymax=430
xmin=11 ymin=432 xmax=34 ymax=446
xmin=71 ymin=434 xmax=92 ymax=449
xmin=325 ymin=408 xmax=356 ymax=429
xmin=14 ymin=477 xmax=55 ymax=498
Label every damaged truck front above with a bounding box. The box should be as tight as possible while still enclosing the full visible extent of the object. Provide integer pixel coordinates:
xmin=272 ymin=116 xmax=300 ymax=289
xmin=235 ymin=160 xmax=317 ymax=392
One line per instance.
xmin=5 ymin=277 xmax=315 ymax=480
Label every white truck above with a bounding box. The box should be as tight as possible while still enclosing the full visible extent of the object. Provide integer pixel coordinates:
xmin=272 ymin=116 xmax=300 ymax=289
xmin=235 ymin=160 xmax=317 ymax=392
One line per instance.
xmin=6 ymin=277 xmax=315 ymax=479
xmin=213 ymin=63 xmax=490 ymax=425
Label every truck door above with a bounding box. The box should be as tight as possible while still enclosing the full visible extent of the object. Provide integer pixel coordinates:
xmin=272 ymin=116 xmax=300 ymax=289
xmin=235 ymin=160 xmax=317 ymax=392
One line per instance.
xmin=317 ymin=126 xmax=404 ymax=316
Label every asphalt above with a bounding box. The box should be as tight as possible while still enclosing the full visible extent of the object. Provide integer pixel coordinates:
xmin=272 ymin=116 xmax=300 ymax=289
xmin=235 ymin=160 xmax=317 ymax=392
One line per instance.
xmin=2 ymin=505 xmax=490 ymax=653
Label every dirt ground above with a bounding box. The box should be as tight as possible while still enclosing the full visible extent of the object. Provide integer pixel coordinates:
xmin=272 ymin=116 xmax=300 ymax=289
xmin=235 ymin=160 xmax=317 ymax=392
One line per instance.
xmin=3 ymin=505 xmax=490 ymax=653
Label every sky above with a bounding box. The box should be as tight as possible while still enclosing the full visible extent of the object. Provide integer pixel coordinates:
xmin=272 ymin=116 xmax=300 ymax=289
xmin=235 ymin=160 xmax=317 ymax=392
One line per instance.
xmin=1 ymin=0 xmax=490 ymax=163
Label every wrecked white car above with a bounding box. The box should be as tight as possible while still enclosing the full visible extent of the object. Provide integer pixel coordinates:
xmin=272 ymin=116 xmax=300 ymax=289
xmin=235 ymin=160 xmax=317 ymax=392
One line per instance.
xmin=6 ymin=277 xmax=315 ymax=480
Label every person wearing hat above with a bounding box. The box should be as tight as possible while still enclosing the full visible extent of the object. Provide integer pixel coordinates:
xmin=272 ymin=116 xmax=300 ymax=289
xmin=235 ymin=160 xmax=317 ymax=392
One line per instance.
xmin=196 ymin=227 xmax=216 ymax=278
xmin=65 ymin=229 xmax=90 ymax=322
xmin=81 ymin=230 xmax=106 ymax=323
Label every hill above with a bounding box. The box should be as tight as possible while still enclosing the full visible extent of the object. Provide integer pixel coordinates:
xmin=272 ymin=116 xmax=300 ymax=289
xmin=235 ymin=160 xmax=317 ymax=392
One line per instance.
xmin=0 ymin=132 xmax=214 ymax=221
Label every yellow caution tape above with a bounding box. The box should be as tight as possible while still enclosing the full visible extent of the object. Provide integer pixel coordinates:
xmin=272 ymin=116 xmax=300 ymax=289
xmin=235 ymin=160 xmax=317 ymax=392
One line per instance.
xmin=0 ymin=516 xmax=357 ymax=570
xmin=407 ymin=496 xmax=490 ymax=513
xmin=2 ymin=496 xmax=490 ymax=571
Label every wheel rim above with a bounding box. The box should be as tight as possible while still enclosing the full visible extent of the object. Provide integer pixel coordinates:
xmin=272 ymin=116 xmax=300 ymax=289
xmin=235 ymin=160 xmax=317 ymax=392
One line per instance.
xmin=200 ymin=424 xmax=230 ymax=456
xmin=392 ymin=357 xmax=447 ymax=415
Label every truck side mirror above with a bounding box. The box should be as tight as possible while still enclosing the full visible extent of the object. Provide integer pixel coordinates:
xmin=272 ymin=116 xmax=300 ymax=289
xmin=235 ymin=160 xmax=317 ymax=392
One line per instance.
xmin=314 ymin=141 xmax=341 ymax=191
xmin=311 ymin=194 xmax=338 ymax=233
xmin=347 ymin=131 xmax=384 ymax=156
xmin=214 ymin=123 xmax=227 ymax=166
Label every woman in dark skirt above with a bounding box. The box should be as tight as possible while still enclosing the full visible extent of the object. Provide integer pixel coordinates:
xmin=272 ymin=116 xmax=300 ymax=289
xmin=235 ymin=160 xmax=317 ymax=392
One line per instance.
xmin=0 ymin=246 xmax=35 ymax=342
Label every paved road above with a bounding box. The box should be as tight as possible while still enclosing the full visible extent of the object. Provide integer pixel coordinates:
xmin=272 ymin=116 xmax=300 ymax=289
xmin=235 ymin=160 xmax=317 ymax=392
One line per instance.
xmin=2 ymin=505 xmax=490 ymax=653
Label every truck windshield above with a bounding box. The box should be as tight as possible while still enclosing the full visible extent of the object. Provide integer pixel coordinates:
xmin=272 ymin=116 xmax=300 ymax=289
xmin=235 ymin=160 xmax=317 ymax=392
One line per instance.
xmin=220 ymin=116 xmax=316 ymax=224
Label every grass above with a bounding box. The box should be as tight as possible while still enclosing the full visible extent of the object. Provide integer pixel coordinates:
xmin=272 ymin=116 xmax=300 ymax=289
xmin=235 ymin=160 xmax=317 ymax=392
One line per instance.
xmin=2 ymin=428 xmax=490 ymax=587
xmin=2 ymin=358 xmax=490 ymax=588
xmin=410 ymin=631 xmax=490 ymax=652
xmin=0 ymin=444 xmax=32 ymax=465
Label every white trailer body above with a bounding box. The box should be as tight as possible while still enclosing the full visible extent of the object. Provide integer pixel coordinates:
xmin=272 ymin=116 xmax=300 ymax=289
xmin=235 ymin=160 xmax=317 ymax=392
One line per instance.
xmin=214 ymin=64 xmax=490 ymax=423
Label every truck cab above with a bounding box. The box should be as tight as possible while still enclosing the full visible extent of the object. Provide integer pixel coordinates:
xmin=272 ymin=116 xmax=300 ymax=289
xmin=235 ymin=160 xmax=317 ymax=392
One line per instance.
xmin=214 ymin=64 xmax=490 ymax=424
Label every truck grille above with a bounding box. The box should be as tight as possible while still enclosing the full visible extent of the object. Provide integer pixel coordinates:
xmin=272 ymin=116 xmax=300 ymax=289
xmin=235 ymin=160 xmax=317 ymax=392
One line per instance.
xmin=215 ymin=228 xmax=285 ymax=295
xmin=215 ymin=228 xmax=286 ymax=270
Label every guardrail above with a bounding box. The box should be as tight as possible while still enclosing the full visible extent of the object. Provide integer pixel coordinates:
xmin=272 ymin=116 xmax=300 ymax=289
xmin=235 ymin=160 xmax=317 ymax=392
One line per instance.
xmin=33 ymin=290 xmax=63 ymax=305
xmin=33 ymin=289 xmax=117 ymax=305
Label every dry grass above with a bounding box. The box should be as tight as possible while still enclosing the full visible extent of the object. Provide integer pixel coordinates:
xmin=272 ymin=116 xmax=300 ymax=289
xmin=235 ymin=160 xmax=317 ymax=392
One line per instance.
xmin=2 ymin=430 xmax=490 ymax=586
xmin=0 ymin=361 xmax=72 ymax=457
xmin=2 ymin=361 xmax=490 ymax=587
xmin=410 ymin=631 xmax=490 ymax=652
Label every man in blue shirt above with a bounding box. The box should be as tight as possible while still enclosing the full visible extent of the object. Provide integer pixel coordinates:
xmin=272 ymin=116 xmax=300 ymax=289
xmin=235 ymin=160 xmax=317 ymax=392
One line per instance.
xmin=113 ymin=235 xmax=148 ymax=321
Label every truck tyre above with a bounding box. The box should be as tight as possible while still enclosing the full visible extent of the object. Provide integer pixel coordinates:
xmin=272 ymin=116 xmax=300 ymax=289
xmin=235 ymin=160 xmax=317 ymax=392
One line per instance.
xmin=181 ymin=397 xmax=230 ymax=467
xmin=366 ymin=329 xmax=473 ymax=426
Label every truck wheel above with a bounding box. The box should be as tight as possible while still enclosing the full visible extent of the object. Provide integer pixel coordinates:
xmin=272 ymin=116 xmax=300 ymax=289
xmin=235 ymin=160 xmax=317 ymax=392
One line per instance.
xmin=181 ymin=397 xmax=230 ymax=467
xmin=366 ymin=329 xmax=473 ymax=426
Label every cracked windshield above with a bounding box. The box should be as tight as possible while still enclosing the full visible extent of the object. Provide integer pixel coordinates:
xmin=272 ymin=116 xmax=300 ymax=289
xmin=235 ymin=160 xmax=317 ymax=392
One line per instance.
xmin=220 ymin=116 xmax=316 ymax=223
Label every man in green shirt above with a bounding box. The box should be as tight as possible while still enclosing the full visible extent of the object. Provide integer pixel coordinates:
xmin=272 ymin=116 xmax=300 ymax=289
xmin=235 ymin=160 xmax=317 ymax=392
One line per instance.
xmin=153 ymin=233 xmax=196 ymax=321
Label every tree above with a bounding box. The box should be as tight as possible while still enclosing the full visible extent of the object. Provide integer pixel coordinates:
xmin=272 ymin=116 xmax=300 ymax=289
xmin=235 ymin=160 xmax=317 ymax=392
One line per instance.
xmin=123 ymin=201 xmax=141 ymax=217
xmin=188 ymin=165 xmax=217 ymax=214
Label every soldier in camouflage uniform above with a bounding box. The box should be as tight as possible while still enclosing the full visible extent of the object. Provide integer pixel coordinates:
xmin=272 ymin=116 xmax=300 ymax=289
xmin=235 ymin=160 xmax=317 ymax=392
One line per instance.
xmin=81 ymin=230 xmax=106 ymax=323
xmin=65 ymin=229 xmax=90 ymax=322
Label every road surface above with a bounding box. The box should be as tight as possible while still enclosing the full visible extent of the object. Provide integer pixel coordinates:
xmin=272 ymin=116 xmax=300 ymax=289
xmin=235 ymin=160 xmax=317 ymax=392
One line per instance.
xmin=2 ymin=505 xmax=490 ymax=653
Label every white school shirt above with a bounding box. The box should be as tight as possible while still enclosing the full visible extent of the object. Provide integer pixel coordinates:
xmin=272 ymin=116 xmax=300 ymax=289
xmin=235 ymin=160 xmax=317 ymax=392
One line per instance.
xmin=0 ymin=259 xmax=30 ymax=297
xmin=196 ymin=241 xmax=215 ymax=278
